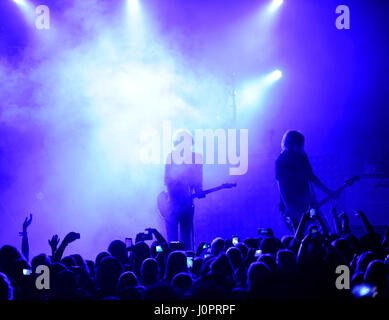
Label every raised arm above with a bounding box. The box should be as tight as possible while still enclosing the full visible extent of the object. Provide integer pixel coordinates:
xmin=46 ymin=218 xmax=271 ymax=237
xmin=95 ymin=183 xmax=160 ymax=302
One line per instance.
xmin=146 ymin=228 xmax=168 ymax=245
xmin=48 ymin=234 xmax=60 ymax=260
xmin=52 ymin=232 xmax=80 ymax=262
xmin=295 ymin=211 xmax=310 ymax=241
xmin=287 ymin=211 xmax=311 ymax=253
xmin=20 ymin=214 xmax=32 ymax=261
xmin=381 ymin=227 xmax=389 ymax=251
xmin=339 ymin=211 xmax=352 ymax=235
xmin=355 ymin=210 xmax=375 ymax=234
xmin=331 ymin=205 xmax=343 ymax=235
xmin=314 ymin=210 xmax=330 ymax=239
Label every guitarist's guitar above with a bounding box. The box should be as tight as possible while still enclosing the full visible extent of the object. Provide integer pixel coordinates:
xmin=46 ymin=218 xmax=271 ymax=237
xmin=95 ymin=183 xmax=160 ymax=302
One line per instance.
xmin=312 ymin=175 xmax=361 ymax=210
xmin=311 ymin=173 xmax=389 ymax=208
xmin=157 ymin=183 xmax=237 ymax=219
xmin=280 ymin=175 xmax=361 ymax=228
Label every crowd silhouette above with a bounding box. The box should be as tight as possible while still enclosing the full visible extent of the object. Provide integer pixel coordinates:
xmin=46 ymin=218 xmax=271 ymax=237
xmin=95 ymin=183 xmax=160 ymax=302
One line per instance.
xmin=0 ymin=208 xmax=388 ymax=300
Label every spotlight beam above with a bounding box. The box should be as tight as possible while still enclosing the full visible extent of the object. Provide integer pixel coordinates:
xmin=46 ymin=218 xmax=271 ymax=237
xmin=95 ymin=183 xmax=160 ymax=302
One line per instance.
xmin=127 ymin=0 xmax=141 ymax=14
xmin=239 ymin=69 xmax=283 ymax=108
xmin=12 ymin=0 xmax=35 ymax=23
xmin=265 ymin=69 xmax=283 ymax=83
xmin=269 ymin=0 xmax=284 ymax=13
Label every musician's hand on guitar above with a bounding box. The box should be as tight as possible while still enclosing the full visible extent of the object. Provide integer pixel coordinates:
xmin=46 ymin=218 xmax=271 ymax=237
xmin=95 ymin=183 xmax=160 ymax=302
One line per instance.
xmin=193 ymin=190 xmax=204 ymax=199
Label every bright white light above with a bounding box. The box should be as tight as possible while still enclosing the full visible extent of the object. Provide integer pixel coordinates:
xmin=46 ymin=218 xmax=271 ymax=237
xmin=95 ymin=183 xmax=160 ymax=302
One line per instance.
xmin=13 ymin=0 xmax=27 ymax=5
xmin=239 ymin=69 xmax=283 ymax=108
xmin=127 ymin=0 xmax=140 ymax=14
xmin=12 ymin=0 xmax=35 ymax=20
xmin=269 ymin=0 xmax=284 ymax=13
xmin=266 ymin=69 xmax=283 ymax=83
xmin=126 ymin=0 xmax=143 ymax=42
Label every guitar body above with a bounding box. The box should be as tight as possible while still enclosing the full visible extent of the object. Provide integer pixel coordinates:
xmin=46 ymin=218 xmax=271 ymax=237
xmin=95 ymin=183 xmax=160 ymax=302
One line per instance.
xmin=157 ymin=191 xmax=193 ymax=219
xmin=157 ymin=183 xmax=237 ymax=219
xmin=157 ymin=191 xmax=171 ymax=219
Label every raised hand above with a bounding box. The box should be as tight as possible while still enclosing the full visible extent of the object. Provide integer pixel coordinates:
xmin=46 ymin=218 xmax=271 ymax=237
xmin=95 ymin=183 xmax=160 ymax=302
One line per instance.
xmin=20 ymin=214 xmax=32 ymax=261
xmin=145 ymin=228 xmax=157 ymax=234
xmin=145 ymin=228 xmax=168 ymax=245
xmin=48 ymin=234 xmax=60 ymax=251
xmin=22 ymin=214 xmax=33 ymax=232
xmin=338 ymin=211 xmax=349 ymax=221
xmin=354 ymin=210 xmax=364 ymax=218
xmin=63 ymin=232 xmax=80 ymax=245
xmin=354 ymin=210 xmax=374 ymax=233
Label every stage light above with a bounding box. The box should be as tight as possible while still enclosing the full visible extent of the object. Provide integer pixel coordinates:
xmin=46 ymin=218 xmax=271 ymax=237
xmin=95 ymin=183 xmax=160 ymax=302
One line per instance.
xmin=127 ymin=0 xmax=140 ymax=14
xmin=126 ymin=0 xmax=142 ymax=33
xmin=265 ymin=69 xmax=283 ymax=83
xmin=239 ymin=69 xmax=283 ymax=108
xmin=12 ymin=0 xmax=35 ymax=21
xmin=13 ymin=0 xmax=27 ymax=5
xmin=269 ymin=0 xmax=284 ymax=12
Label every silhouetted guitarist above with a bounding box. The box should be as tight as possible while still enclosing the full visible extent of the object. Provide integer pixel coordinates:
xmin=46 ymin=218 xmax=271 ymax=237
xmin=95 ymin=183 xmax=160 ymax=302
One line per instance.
xmin=276 ymin=130 xmax=337 ymax=233
xmin=164 ymin=130 xmax=203 ymax=250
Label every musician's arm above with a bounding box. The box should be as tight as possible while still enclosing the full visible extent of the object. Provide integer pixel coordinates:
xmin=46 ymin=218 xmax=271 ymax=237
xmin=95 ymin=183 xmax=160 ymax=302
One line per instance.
xmin=303 ymin=153 xmax=331 ymax=194
xmin=275 ymin=160 xmax=295 ymax=212
xmin=310 ymin=173 xmax=333 ymax=194
xmin=277 ymin=182 xmax=294 ymax=212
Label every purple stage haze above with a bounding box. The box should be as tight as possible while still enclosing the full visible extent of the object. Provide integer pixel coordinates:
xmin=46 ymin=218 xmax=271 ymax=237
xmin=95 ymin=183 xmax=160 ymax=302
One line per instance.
xmin=0 ymin=0 xmax=388 ymax=260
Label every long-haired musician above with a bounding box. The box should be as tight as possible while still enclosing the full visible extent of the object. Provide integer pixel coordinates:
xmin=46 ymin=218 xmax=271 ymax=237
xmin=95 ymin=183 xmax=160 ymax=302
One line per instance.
xmin=276 ymin=130 xmax=337 ymax=233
